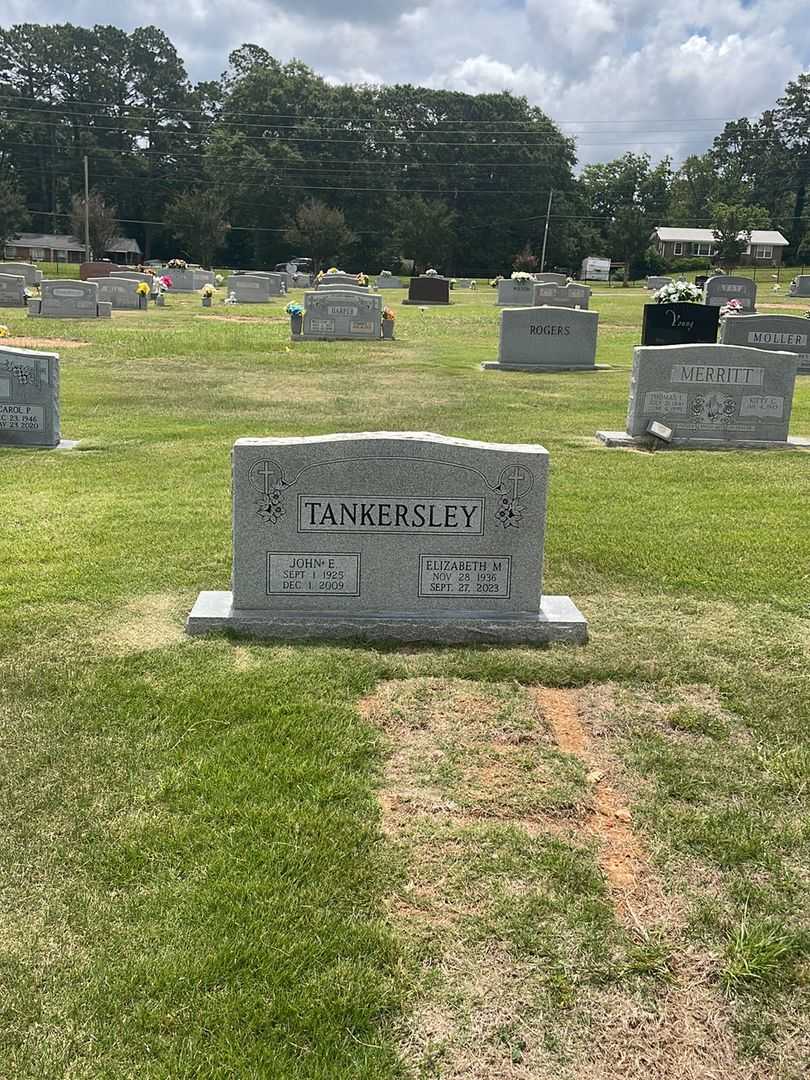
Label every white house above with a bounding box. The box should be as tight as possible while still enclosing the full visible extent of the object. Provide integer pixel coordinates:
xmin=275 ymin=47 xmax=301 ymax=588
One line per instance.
xmin=651 ymin=227 xmax=789 ymax=266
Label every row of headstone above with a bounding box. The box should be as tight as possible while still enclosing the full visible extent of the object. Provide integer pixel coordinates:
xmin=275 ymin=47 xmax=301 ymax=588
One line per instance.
xmin=1 ymin=262 xmax=43 ymax=287
xmin=315 ymin=272 xmax=365 ymax=290
xmin=484 ymin=306 xmax=602 ymax=372
xmin=0 ymin=344 xmax=60 ymax=447
xmin=789 ymin=275 xmax=810 ymax=297
xmin=0 ymin=273 xmax=27 ymax=307
xmin=29 ymin=280 xmax=111 ymax=319
xmin=295 ymin=289 xmax=383 ymax=341
xmin=186 ymin=431 xmax=588 ymax=645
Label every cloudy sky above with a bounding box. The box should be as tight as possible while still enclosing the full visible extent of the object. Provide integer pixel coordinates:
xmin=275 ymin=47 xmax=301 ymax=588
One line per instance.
xmin=5 ymin=0 xmax=810 ymax=164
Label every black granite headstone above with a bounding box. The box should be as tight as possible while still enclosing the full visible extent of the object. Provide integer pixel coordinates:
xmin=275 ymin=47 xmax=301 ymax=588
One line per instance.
xmin=695 ymin=275 xmax=709 ymax=289
xmin=404 ymin=276 xmax=451 ymax=304
xmin=641 ymin=302 xmax=719 ymax=346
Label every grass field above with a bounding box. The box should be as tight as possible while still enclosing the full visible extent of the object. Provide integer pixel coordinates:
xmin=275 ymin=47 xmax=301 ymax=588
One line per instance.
xmin=0 ymin=284 xmax=808 ymax=1079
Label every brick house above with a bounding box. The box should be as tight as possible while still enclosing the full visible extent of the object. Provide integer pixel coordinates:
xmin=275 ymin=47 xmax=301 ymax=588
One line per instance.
xmin=3 ymin=233 xmax=142 ymax=265
xmin=651 ymin=227 xmax=789 ymax=266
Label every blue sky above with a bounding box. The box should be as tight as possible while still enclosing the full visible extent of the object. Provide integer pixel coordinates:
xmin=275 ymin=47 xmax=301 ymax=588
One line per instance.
xmin=3 ymin=0 xmax=809 ymax=164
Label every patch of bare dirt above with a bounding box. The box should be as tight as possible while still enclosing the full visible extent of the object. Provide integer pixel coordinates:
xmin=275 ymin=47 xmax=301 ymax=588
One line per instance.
xmin=104 ymin=592 xmax=185 ymax=655
xmin=1 ymin=336 xmax=89 ymax=349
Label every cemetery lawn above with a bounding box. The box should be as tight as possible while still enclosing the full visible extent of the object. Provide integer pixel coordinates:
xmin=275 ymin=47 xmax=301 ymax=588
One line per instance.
xmin=1 ymin=285 xmax=808 ymax=1079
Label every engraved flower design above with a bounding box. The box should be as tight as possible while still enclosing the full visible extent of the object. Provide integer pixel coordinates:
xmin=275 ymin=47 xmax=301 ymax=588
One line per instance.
xmin=255 ymin=480 xmax=287 ymax=525
xmin=495 ymin=494 xmax=524 ymax=529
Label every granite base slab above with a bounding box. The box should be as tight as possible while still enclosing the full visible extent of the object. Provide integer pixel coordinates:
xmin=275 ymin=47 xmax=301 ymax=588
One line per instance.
xmin=483 ymin=362 xmax=611 ymax=373
xmin=186 ymin=591 xmax=588 ymax=645
xmin=401 ymin=299 xmax=452 ymax=306
xmin=291 ymin=335 xmax=383 ymax=342
xmin=596 ymin=430 xmax=810 ymax=451
xmin=0 ymin=439 xmax=78 ymax=451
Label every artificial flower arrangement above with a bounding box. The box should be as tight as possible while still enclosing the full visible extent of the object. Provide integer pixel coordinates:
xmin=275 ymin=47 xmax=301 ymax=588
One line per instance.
xmin=200 ymin=283 xmax=215 ymax=297
xmin=167 ymin=258 xmax=187 ymax=269
xmin=511 ymin=271 xmax=533 ymax=281
xmin=156 ymin=275 xmax=172 ymax=291
xmin=653 ymin=279 xmax=703 ymax=304
xmin=224 ymin=292 xmax=237 ymax=305
xmin=424 ymin=268 xmax=438 ymax=276
xmin=136 ymin=282 xmax=150 ymax=296
xmin=0 ymin=325 xmax=9 ymax=337
xmin=286 ymin=302 xmax=304 ymax=316
xmin=719 ymin=299 xmax=744 ymax=319
xmin=326 ymin=267 xmax=340 ymax=275
xmin=315 ymin=270 xmax=324 ymax=283
xmin=382 ymin=307 xmax=395 ymax=321
xmin=489 ymin=276 xmax=503 ymax=288
xmin=804 ymin=308 xmax=810 ymax=319
xmin=356 ymin=272 xmax=369 ymax=286
xmin=215 ymin=274 xmax=224 ymax=286
xmin=380 ymin=270 xmax=392 ymax=277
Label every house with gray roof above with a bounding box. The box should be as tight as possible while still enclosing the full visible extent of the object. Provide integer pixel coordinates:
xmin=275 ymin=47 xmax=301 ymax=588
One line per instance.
xmin=651 ymin=227 xmax=789 ymax=266
xmin=3 ymin=232 xmax=142 ymax=265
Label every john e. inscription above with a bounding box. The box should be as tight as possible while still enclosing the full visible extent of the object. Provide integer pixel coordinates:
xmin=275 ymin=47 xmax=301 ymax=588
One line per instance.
xmin=187 ymin=432 xmax=587 ymax=643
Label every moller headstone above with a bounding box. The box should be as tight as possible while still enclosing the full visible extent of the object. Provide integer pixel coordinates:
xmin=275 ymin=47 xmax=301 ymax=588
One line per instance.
xmin=720 ymin=314 xmax=810 ymax=375
xmin=641 ymin=302 xmax=719 ymax=346
xmin=93 ymin=277 xmax=147 ymax=310
xmin=296 ymin=289 xmax=383 ymax=341
xmin=497 ymin=278 xmax=535 ymax=306
xmin=0 ymin=345 xmax=62 ymax=448
xmin=0 ymin=272 xmax=27 ymax=308
xmin=186 ymin=431 xmax=587 ymax=644
xmin=483 ymin=306 xmax=605 ymax=372
xmin=229 ymin=274 xmax=275 ymax=303
xmin=597 ymin=344 xmax=807 ymax=450
xmin=533 ymin=282 xmax=591 ymax=309
xmin=28 ymin=280 xmax=111 ymax=319
xmin=1 ymin=262 xmax=42 ymax=287
xmin=403 ymin=276 xmax=451 ymax=305
xmin=789 ymin=275 xmax=810 ymax=297
xmin=704 ymin=275 xmax=757 ymax=311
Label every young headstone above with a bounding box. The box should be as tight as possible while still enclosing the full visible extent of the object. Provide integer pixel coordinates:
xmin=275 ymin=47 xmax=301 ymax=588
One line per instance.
xmin=403 ymin=276 xmax=451 ymax=305
xmin=29 ymin=280 xmax=111 ymax=319
xmin=533 ymin=273 xmax=567 ymax=286
xmin=483 ymin=306 xmax=603 ymax=372
xmin=497 ymin=278 xmax=535 ymax=306
xmin=646 ymin=276 xmax=672 ymax=290
xmin=376 ymin=275 xmax=403 ymax=289
xmin=0 ymin=273 xmax=27 ymax=308
xmin=704 ymin=275 xmax=757 ymax=311
xmin=92 ymin=277 xmax=148 ymax=310
xmin=641 ymin=303 xmax=719 ymax=346
xmin=720 ymin=314 xmax=810 ymax=375
xmin=789 ymin=275 xmax=810 ymax=297
xmin=296 ymin=289 xmax=383 ymax=340
xmin=1 ymin=262 xmax=43 ymax=287
xmin=229 ymin=275 xmax=275 ymax=303
xmin=532 ymin=282 xmax=591 ymax=309
xmin=597 ymin=343 xmax=802 ymax=449
xmin=80 ymin=261 xmax=122 ymax=281
xmin=186 ymin=431 xmax=587 ymax=644
xmin=0 ymin=345 xmax=60 ymax=448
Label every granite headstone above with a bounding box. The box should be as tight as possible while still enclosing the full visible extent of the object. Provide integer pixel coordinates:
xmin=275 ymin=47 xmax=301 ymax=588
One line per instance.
xmin=0 ymin=262 xmax=42 ymax=287
xmin=403 ymin=276 xmax=451 ymax=305
xmin=0 ymin=273 xmax=27 ymax=308
xmin=641 ymin=302 xmax=719 ymax=346
xmin=484 ymin=306 xmax=601 ymax=372
xmin=229 ymin=275 xmax=275 ymax=303
xmin=0 ymin=345 xmax=60 ymax=448
xmin=186 ymin=431 xmax=587 ymax=644
xmin=532 ymin=282 xmax=591 ymax=309
xmin=789 ymin=275 xmax=810 ymax=297
xmin=720 ymin=314 xmax=810 ymax=375
xmin=704 ymin=275 xmax=757 ymax=311
xmin=497 ymin=278 xmax=535 ymax=306
xmin=29 ymin=280 xmax=111 ymax=319
xmin=297 ymin=289 xmax=383 ymax=340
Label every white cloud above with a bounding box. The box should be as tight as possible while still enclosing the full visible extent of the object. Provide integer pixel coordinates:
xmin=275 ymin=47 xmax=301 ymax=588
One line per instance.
xmin=4 ymin=0 xmax=809 ymax=165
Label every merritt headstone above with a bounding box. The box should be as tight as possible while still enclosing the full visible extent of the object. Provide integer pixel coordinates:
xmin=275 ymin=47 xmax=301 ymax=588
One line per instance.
xmin=403 ymin=276 xmax=451 ymax=305
xmin=598 ymin=343 xmax=799 ymax=447
xmin=720 ymin=314 xmax=810 ymax=374
xmin=0 ymin=273 xmax=27 ymax=308
xmin=641 ymin=302 xmax=719 ymax=346
xmin=0 ymin=345 xmax=60 ymax=448
xmin=532 ymin=282 xmax=591 ymax=309
xmin=484 ymin=306 xmax=603 ymax=372
xmin=704 ymin=275 xmax=757 ymax=311
xmin=497 ymin=278 xmax=535 ymax=306
xmin=297 ymin=289 xmax=383 ymax=340
xmin=186 ymin=431 xmax=587 ymax=644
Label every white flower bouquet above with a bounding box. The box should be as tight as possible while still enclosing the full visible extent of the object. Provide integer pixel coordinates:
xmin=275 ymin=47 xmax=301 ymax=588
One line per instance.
xmin=653 ymin=279 xmax=703 ymax=304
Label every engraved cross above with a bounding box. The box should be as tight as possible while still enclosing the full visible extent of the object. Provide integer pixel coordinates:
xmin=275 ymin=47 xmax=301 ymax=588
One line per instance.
xmin=255 ymin=461 xmax=276 ymax=495
xmin=505 ymin=466 xmax=527 ymax=501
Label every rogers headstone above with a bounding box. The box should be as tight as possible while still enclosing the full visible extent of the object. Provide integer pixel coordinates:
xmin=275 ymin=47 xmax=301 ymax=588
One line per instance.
xmin=484 ymin=306 xmax=602 ymax=372
xmin=186 ymin=432 xmax=587 ymax=644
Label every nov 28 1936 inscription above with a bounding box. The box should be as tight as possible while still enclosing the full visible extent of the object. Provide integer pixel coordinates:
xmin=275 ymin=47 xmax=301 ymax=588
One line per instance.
xmin=187 ymin=432 xmax=587 ymax=644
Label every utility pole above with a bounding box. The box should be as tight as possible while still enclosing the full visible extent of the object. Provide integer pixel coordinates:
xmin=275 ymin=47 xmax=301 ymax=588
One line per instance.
xmin=540 ymin=189 xmax=553 ymax=272
xmin=83 ymin=155 xmax=91 ymax=261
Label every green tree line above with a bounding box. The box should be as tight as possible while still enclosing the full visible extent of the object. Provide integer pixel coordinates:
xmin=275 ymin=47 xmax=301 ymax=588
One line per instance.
xmin=0 ymin=23 xmax=807 ymax=272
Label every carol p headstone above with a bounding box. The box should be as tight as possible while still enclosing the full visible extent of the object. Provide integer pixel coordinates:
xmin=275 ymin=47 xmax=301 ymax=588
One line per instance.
xmin=0 ymin=345 xmax=61 ymax=448
xmin=186 ymin=432 xmax=587 ymax=644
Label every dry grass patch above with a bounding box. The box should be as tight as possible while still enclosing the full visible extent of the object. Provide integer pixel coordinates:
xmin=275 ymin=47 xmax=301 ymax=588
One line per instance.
xmin=104 ymin=592 xmax=186 ymax=655
xmin=2 ymin=336 xmax=89 ymax=349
